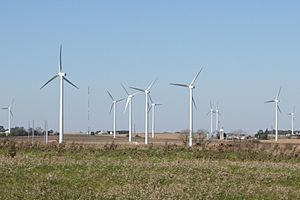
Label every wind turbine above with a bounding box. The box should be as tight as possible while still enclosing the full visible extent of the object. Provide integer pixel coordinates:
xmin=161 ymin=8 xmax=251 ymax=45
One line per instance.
xmin=149 ymin=96 xmax=162 ymax=139
xmin=207 ymin=101 xmax=214 ymax=139
xmin=130 ymin=80 xmax=156 ymax=144
xmin=170 ymin=67 xmax=203 ymax=147
xmin=215 ymin=105 xmax=220 ymax=134
xmin=264 ymin=88 xmax=282 ymax=142
xmin=121 ymin=84 xmax=139 ymax=142
xmin=107 ymin=90 xmax=125 ymax=139
xmin=40 ymin=45 xmax=78 ymax=144
xmin=288 ymin=107 xmax=295 ymax=135
xmin=1 ymin=100 xmax=14 ymax=136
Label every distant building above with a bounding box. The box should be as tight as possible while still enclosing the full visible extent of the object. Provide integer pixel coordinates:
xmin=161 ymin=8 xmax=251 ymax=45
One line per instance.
xmin=118 ymin=130 xmax=129 ymax=135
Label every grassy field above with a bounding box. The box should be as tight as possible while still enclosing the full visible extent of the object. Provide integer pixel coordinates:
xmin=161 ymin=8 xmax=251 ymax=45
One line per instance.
xmin=1 ymin=139 xmax=300 ymax=199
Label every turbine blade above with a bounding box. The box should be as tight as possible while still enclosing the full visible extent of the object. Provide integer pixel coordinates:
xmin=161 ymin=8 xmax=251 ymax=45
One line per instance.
xmin=149 ymin=95 xmax=153 ymax=104
xmin=0 ymin=107 xmax=8 ymax=110
xmin=116 ymin=98 xmax=125 ymax=103
xmin=169 ymin=83 xmax=189 ymax=88
xmin=40 ymin=75 xmax=59 ymax=89
xmin=146 ymin=79 xmax=157 ymax=91
xmin=64 ymin=77 xmax=79 ymax=89
xmin=278 ymin=105 xmax=282 ymax=113
xmin=276 ymin=87 xmax=282 ymax=99
xmin=129 ymin=87 xmax=145 ymax=92
xmin=124 ymin=98 xmax=130 ymax=112
xmin=132 ymin=92 xmax=140 ymax=96
xmin=121 ymin=83 xmax=129 ymax=96
xmin=192 ymin=97 xmax=197 ymax=110
xmin=264 ymin=100 xmax=275 ymax=103
xmin=109 ymin=103 xmax=114 ymax=113
xmin=210 ymin=101 xmax=213 ymax=109
xmin=59 ymin=44 xmax=63 ymax=72
xmin=10 ymin=110 xmax=14 ymax=118
xmin=190 ymin=67 xmax=203 ymax=86
xmin=148 ymin=104 xmax=152 ymax=113
xmin=156 ymin=104 xmax=162 ymax=106
xmin=10 ymin=99 xmax=14 ymax=106
xmin=107 ymin=90 xmax=114 ymax=101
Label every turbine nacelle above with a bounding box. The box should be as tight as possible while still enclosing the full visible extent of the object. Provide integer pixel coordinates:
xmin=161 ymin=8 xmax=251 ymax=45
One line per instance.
xmin=58 ymin=72 xmax=66 ymax=77
xmin=189 ymin=85 xmax=195 ymax=89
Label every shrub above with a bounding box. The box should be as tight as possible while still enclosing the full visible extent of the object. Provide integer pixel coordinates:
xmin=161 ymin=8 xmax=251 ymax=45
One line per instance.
xmin=6 ymin=141 xmax=16 ymax=158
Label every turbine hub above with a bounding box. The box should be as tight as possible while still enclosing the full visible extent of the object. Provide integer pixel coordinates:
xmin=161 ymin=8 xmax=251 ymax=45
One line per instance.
xmin=145 ymin=90 xmax=150 ymax=94
xmin=189 ymin=85 xmax=195 ymax=89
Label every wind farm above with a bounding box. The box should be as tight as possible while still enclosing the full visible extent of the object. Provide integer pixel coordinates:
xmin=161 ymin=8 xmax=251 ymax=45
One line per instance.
xmin=1 ymin=1 xmax=300 ymax=199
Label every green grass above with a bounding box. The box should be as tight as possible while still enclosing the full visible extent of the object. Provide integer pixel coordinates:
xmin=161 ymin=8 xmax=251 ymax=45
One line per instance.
xmin=0 ymin=141 xmax=300 ymax=199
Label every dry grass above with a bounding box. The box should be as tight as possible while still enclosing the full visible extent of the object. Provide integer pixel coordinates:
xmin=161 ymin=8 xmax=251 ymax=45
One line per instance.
xmin=1 ymin=139 xmax=300 ymax=199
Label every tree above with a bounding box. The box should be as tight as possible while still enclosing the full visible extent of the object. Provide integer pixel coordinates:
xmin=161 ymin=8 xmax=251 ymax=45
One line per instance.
xmin=255 ymin=129 xmax=268 ymax=140
xmin=10 ymin=127 xmax=28 ymax=136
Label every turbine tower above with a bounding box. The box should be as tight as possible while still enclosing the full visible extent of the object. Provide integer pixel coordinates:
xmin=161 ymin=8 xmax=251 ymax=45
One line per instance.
xmin=1 ymin=100 xmax=14 ymax=136
xmin=40 ymin=45 xmax=78 ymax=144
xmin=149 ymin=96 xmax=162 ymax=139
xmin=107 ymin=90 xmax=125 ymax=139
xmin=122 ymin=84 xmax=139 ymax=142
xmin=207 ymin=101 xmax=215 ymax=139
xmin=130 ymin=80 xmax=156 ymax=145
xmin=170 ymin=67 xmax=203 ymax=147
xmin=288 ymin=107 xmax=295 ymax=135
xmin=264 ymin=88 xmax=282 ymax=142
xmin=215 ymin=106 xmax=220 ymax=133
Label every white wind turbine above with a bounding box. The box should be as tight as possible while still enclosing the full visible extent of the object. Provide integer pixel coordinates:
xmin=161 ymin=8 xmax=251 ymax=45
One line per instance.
xmin=107 ymin=90 xmax=125 ymax=139
xmin=40 ymin=45 xmax=78 ymax=144
xmin=288 ymin=107 xmax=295 ymax=135
xmin=121 ymin=84 xmax=139 ymax=142
xmin=264 ymin=88 xmax=282 ymax=142
xmin=215 ymin=105 xmax=220 ymax=133
xmin=130 ymin=80 xmax=156 ymax=145
xmin=170 ymin=67 xmax=204 ymax=147
xmin=149 ymin=96 xmax=162 ymax=139
xmin=207 ymin=101 xmax=214 ymax=139
xmin=1 ymin=100 xmax=14 ymax=136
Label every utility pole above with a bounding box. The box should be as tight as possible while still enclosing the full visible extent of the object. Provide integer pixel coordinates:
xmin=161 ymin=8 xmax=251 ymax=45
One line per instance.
xmin=28 ymin=120 xmax=30 ymax=143
xmin=32 ymin=120 xmax=34 ymax=145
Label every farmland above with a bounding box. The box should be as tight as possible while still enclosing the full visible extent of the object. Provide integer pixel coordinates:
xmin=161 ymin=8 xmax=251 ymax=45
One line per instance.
xmin=1 ymin=136 xmax=300 ymax=199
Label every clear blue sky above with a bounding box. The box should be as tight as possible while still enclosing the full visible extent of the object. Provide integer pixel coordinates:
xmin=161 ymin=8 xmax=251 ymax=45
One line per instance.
xmin=0 ymin=1 xmax=300 ymax=134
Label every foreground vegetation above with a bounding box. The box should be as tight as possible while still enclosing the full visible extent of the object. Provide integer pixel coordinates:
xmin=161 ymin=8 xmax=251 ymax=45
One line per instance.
xmin=1 ymin=140 xmax=300 ymax=199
